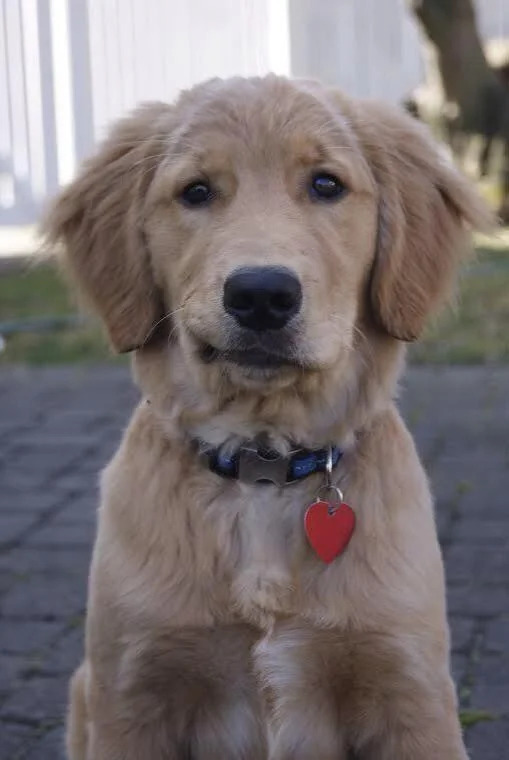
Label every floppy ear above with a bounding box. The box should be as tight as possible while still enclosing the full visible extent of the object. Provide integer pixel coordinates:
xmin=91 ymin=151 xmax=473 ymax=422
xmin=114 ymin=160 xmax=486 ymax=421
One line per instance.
xmin=356 ymin=101 xmax=494 ymax=341
xmin=42 ymin=102 xmax=173 ymax=353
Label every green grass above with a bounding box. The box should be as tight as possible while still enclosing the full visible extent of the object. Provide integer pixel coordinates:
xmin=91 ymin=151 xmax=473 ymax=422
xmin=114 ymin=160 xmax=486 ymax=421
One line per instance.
xmin=0 ymin=235 xmax=508 ymax=366
xmin=459 ymin=709 xmax=498 ymax=729
xmin=0 ymin=263 xmax=116 ymax=365
xmin=410 ymin=238 xmax=509 ymax=364
xmin=0 ymin=263 xmax=71 ymax=319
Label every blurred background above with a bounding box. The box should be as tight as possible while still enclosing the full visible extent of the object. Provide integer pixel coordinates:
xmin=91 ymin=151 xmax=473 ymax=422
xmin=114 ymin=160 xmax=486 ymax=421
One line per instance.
xmin=1 ymin=0 xmax=509 ymax=363
xmin=0 ymin=0 xmax=508 ymax=363
xmin=0 ymin=3 xmax=508 ymax=759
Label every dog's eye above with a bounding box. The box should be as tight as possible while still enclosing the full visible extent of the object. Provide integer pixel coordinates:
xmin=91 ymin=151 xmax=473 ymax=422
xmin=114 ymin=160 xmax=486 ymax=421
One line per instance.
xmin=309 ymin=173 xmax=346 ymax=201
xmin=180 ymin=181 xmax=215 ymax=207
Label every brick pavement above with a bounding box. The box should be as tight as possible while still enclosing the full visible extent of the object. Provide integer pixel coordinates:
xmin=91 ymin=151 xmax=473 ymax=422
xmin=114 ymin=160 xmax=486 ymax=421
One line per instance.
xmin=0 ymin=365 xmax=508 ymax=759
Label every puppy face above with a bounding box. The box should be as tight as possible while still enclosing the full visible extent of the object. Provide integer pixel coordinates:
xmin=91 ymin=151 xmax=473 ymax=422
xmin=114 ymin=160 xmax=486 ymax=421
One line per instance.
xmin=144 ymin=79 xmax=377 ymax=387
xmin=44 ymin=76 xmax=490 ymax=399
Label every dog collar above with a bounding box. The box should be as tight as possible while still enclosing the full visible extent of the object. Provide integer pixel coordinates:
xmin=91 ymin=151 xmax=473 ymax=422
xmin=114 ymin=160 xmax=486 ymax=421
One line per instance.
xmin=198 ymin=441 xmax=342 ymax=487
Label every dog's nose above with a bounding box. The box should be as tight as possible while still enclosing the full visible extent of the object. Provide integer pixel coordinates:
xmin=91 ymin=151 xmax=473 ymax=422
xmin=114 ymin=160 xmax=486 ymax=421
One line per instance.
xmin=223 ymin=266 xmax=302 ymax=331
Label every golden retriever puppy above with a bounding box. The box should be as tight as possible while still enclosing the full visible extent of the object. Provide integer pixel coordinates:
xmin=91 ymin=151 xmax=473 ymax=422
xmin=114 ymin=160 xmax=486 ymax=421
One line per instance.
xmin=44 ymin=75 xmax=491 ymax=760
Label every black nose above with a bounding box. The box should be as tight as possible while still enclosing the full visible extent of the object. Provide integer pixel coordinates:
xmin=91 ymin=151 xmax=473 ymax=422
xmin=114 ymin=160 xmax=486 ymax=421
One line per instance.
xmin=223 ymin=266 xmax=302 ymax=331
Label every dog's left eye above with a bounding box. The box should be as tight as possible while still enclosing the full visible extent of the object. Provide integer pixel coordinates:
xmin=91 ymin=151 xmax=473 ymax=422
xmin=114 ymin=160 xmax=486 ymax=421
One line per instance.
xmin=309 ymin=173 xmax=346 ymax=201
xmin=180 ymin=181 xmax=215 ymax=207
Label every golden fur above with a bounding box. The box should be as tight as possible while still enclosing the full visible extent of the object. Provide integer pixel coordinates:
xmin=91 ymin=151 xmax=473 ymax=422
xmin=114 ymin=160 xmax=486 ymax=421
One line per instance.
xmin=43 ymin=75 xmax=492 ymax=759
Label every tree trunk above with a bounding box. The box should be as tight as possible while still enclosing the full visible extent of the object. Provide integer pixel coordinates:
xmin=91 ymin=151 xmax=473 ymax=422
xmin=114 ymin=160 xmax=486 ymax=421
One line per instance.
xmin=410 ymin=0 xmax=509 ymax=218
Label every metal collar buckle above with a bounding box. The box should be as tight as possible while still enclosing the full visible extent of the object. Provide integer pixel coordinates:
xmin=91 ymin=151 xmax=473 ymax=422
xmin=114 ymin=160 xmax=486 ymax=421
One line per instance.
xmin=237 ymin=445 xmax=293 ymax=487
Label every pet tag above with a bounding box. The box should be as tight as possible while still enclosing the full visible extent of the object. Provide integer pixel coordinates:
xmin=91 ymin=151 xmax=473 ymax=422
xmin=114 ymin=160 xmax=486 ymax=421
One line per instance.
xmin=304 ymin=486 xmax=355 ymax=563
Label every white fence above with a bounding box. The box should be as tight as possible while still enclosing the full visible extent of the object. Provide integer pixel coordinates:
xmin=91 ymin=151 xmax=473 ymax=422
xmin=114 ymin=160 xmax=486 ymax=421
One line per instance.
xmin=1 ymin=0 xmax=508 ymax=225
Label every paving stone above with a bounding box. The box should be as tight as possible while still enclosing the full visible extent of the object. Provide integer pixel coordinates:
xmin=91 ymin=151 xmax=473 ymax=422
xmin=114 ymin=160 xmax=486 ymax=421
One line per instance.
xmin=0 ymin=422 xmax=31 ymax=441
xmin=37 ymin=409 xmax=107 ymax=430
xmin=483 ymin=617 xmax=509 ymax=654
xmin=447 ymin=585 xmax=509 ymax=618
xmin=5 ymin=444 xmax=87 ymax=479
xmin=0 ymin=675 xmax=67 ymax=722
xmin=453 ymin=519 xmax=509 ymax=545
xmin=0 ymin=471 xmax=50 ymax=494
xmin=470 ymin=682 xmax=509 ymax=715
xmin=445 ymin=547 xmax=509 ymax=585
xmin=467 ymin=718 xmax=509 ymax=760
xmin=78 ymin=454 xmax=111 ymax=474
xmin=41 ymin=627 xmax=84 ymax=675
xmin=23 ymin=725 xmax=66 ymax=760
xmin=0 ymin=365 xmax=507 ymax=760
xmin=469 ymin=656 xmax=509 ymax=714
xmin=429 ymin=459 xmax=507 ymax=514
xmin=0 ymin=620 xmax=62 ymax=655
xmin=47 ymin=474 xmax=93 ymax=495
xmin=0 ymin=547 xmax=91 ymax=579
xmin=24 ymin=521 xmax=96 ymax=549
xmin=0 ymin=515 xmax=39 ymax=549
xmin=449 ymin=617 xmax=475 ymax=654
xmin=0 ymin=490 xmax=65 ymax=514
xmin=1 ymin=576 xmax=86 ymax=620
xmin=0 ymin=568 xmax=18 ymax=596
xmin=0 ymin=721 xmax=34 ymax=759
xmin=57 ymin=496 xmax=98 ymax=526
xmin=11 ymin=432 xmax=93 ymax=457
xmin=449 ymin=473 xmax=509 ymax=518
xmin=0 ymin=653 xmax=24 ymax=701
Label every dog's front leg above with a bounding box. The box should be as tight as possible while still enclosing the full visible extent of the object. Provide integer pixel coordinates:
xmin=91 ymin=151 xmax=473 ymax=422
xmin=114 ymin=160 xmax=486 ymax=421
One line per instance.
xmin=255 ymin=628 xmax=348 ymax=760
xmin=82 ymin=624 xmax=268 ymax=760
xmin=86 ymin=704 xmax=267 ymax=760
xmin=359 ymin=673 xmax=469 ymax=760
xmin=267 ymin=706 xmax=348 ymax=760
xmin=255 ymin=622 xmax=469 ymax=760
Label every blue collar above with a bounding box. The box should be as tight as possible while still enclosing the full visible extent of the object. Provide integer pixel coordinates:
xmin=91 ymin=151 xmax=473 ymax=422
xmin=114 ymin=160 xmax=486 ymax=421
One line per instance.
xmin=199 ymin=441 xmax=342 ymax=487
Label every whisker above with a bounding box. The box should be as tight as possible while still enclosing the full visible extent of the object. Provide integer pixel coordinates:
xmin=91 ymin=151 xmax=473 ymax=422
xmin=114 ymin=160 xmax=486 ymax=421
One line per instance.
xmin=166 ymin=323 xmax=179 ymax=346
xmin=142 ymin=306 xmax=184 ymax=347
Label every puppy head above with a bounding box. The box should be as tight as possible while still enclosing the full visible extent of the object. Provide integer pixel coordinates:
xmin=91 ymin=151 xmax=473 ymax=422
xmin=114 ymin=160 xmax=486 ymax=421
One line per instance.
xmin=43 ymin=77 xmax=490 ymax=405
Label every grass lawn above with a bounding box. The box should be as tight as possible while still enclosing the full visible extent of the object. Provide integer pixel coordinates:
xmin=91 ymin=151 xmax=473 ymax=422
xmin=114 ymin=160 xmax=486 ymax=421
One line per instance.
xmin=0 ymin=234 xmax=508 ymax=366
xmin=410 ymin=233 xmax=509 ymax=364
xmin=0 ymin=262 xmax=117 ymax=365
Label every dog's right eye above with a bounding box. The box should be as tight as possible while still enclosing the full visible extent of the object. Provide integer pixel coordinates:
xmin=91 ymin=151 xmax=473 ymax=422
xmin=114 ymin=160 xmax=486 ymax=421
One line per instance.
xmin=309 ymin=173 xmax=347 ymax=202
xmin=179 ymin=181 xmax=215 ymax=207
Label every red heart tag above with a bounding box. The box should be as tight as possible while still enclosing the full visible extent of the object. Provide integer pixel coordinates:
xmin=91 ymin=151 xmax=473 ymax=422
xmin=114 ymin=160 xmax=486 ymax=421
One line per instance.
xmin=304 ymin=500 xmax=355 ymax=563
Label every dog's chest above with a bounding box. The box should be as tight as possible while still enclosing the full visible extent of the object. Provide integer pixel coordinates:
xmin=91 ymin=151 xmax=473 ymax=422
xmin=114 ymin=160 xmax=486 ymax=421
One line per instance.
xmin=147 ymin=467 xmax=357 ymax=627
xmin=213 ymin=483 xmax=318 ymax=623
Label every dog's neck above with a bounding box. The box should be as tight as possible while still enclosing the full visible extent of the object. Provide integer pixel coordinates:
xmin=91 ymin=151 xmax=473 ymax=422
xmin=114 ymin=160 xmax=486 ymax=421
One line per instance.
xmin=133 ymin=335 xmax=405 ymax=455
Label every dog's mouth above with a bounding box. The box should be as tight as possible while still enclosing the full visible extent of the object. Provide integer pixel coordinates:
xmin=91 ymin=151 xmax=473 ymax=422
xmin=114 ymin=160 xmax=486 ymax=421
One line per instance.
xmin=199 ymin=344 xmax=298 ymax=369
xmin=199 ymin=342 xmax=299 ymax=369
